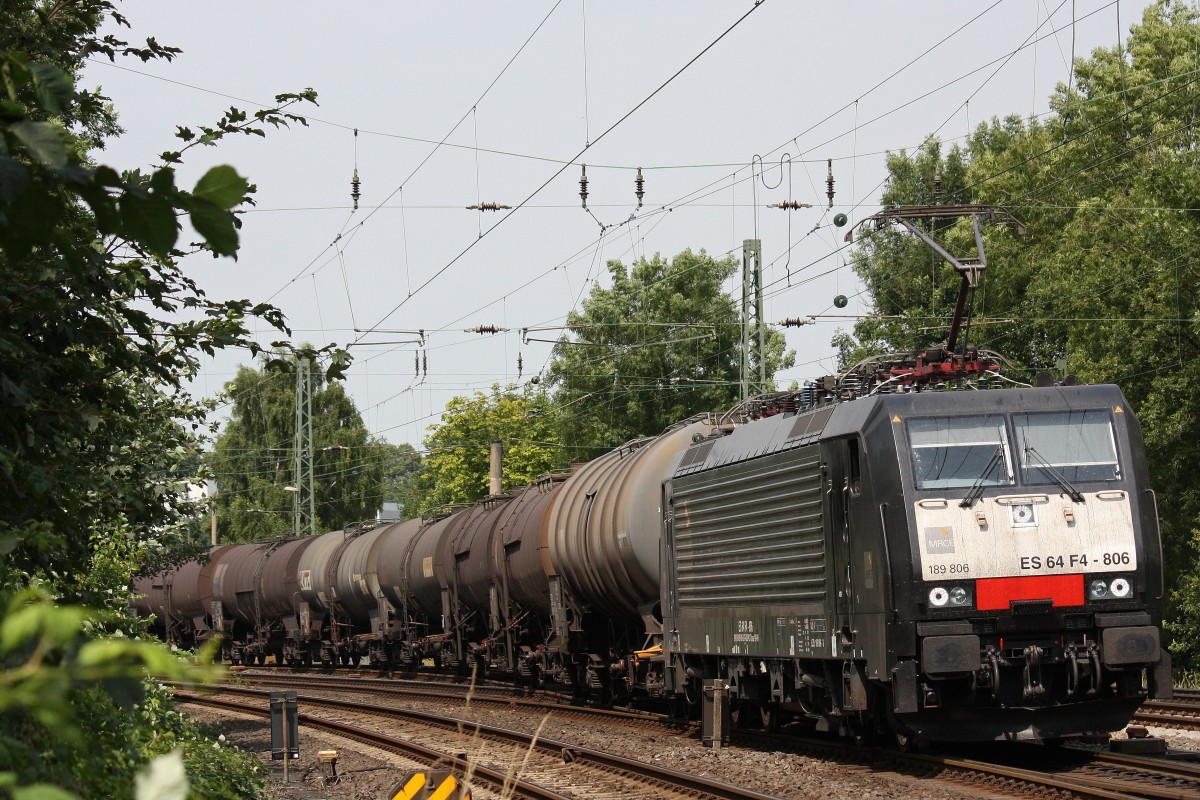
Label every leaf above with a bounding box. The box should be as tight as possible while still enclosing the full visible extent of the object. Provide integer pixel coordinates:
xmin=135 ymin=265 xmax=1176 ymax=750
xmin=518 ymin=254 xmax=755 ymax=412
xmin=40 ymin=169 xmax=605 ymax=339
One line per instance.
xmin=0 ymin=604 xmax=42 ymax=655
xmin=188 ymin=198 xmax=238 ymax=257
xmin=192 ymin=165 xmax=247 ymax=209
xmin=12 ymin=783 xmax=79 ymax=800
xmin=0 ymin=156 xmax=28 ymax=204
xmin=1 ymin=53 xmax=30 ymax=102
xmin=119 ymin=191 xmax=178 ymax=255
xmin=0 ymin=99 xmax=26 ymax=121
xmin=8 ymin=121 xmax=67 ymax=166
xmin=29 ymin=62 xmax=73 ymax=116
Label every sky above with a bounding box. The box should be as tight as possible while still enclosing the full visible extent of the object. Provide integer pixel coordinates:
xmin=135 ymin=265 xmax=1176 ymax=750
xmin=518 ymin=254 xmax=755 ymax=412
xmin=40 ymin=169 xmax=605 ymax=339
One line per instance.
xmin=83 ymin=0 xmax=1153 ymax=452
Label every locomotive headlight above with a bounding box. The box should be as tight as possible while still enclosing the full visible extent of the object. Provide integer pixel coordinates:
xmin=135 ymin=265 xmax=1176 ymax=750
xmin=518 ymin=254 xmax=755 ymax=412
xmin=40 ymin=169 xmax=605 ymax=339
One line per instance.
xmin=1089 ymin=579 xmax=1111 ymax=600
xmin=948 ymin=586 xmax=972 ymax=607
xmin=1109 ymin=577 xmax=1132 ymax=598
xmin=928 ymin=587 xmax=950 ymax=607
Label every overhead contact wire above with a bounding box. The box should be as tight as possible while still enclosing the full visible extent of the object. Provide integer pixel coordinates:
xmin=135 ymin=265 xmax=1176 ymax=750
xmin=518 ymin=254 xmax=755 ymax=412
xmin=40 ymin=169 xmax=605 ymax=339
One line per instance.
xmin=353 ymin=0 xmax=770 ymax=345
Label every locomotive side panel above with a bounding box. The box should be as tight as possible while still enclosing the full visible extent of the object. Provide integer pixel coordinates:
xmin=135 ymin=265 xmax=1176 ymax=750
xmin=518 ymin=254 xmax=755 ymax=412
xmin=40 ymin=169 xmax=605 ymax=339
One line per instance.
xmin=670 ymin=445 xmax=828 ymax=658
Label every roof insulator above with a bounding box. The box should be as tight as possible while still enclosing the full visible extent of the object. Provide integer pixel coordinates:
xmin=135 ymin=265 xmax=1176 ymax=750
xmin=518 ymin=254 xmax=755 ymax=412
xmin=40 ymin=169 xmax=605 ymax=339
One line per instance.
xmin=826 ymin=158 xmax=835 ymax=209
xmin=351 ymin=128 xmax=361 ymax=211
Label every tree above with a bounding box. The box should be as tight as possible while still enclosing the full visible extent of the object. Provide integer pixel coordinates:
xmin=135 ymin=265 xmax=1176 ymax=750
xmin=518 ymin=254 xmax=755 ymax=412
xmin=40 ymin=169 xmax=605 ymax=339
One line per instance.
xmin=843 ymin=0 xmax=1200 ymax=667
xmin=0 ymin=4 xmax=331 ymax=586
xmin=546 ymin=249 xmax=794 ymax=454
xmin=0 ymin=2 xmax=326 ymax=794
xmin=208 ymin=357 xmax=384 ymax=541
xmin=380 ymin=442 xmax=422 ymax=519
xmin=411 ymin=385 xmax=568 ymax=513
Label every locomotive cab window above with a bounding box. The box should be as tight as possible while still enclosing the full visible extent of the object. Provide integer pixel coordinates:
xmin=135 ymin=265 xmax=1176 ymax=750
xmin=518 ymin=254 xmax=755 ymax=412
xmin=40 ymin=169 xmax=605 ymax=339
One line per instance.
xmin=908 ymin=415 xmax=1013 ymax=491
xmin=1013 ymin=410 xmax=1120 ymax=483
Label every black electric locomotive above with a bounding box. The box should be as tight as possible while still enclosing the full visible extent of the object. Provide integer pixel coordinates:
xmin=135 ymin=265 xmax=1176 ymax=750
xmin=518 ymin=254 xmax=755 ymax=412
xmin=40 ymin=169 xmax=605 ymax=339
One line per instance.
xmin=662 ymin=369 xmax=1169 ymax=744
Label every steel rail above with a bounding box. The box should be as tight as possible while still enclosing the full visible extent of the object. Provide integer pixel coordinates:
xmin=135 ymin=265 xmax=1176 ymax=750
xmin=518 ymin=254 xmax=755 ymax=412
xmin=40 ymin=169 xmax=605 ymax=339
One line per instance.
xmin=176 ymin=685 xmax=782 ymax=800
xmin=230 ymin=672 xmax=668 ymax=725
xmin=174 ymin=691 xmax=570 ymax=800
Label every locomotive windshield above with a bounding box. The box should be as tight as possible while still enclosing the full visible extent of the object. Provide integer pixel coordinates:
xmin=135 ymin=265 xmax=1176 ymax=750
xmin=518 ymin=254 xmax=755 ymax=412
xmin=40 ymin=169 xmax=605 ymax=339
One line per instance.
xmin=908 ymin=415 xmax=1013 ymax=490
xmin=1013 ymin=410 xmax=1120 ymax=483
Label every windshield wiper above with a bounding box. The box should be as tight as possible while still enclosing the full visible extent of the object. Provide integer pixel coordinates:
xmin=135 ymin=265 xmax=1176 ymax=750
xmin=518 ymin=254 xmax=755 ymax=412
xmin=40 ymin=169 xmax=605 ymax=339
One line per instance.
xmin=1023 ymin=446 xmax=1084 ymax=503
xmin=959 ymin=444 xmax=1004 ymax=509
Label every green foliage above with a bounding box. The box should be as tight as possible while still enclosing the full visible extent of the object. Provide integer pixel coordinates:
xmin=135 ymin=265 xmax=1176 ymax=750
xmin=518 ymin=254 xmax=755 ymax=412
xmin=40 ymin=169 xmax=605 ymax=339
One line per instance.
xmin=844 ymin=0 xmax=1200 ymax=666
xmin=0 ymin=21 xmax=322 ymax=586
xmin=546 ymin=249 xmax=794 ymax=454
xmin=208 ymin=356 xmax=385 ymax=541
xmin=412 ymin=385 xmax=568 ymax=512
xmin=0 ymin=590 xmax=263 ymax=799
xmin=0 ymin=2 xmax=326 ymax=796
xmin=380 ymin=442 xmax=423 ymax=519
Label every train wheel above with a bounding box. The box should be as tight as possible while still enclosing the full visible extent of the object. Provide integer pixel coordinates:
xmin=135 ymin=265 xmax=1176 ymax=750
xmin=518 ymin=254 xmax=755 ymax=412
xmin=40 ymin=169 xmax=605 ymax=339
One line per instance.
xmin=733 ymin=699 xmax=776 ymax=731
xmin=850 ymin=718 xmax=878 ymax=749
xmin=765 ymin=701 xmax=782 ymax=733
xmin=892 ymin=729 xmax=919 ymax=752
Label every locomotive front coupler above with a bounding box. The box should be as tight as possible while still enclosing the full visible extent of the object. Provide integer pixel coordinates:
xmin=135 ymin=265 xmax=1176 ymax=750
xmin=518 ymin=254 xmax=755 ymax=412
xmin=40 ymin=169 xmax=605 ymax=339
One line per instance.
xmin=1064 ymin=642 xmax=1102 ymax=698
xmin=981 ymin=647 xmax=1007 ymax=694
xmin=1021 ymin=645 xmax=1046 ymax=700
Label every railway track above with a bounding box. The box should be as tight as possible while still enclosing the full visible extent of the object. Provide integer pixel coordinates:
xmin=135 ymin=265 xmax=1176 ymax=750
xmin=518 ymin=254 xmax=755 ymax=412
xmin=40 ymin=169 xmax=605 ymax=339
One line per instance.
xmin=230 ymin=668 xmax=674 ymax=730
xmin=180 ymin=675 xmax=1200 ymax=800
xmin=1137 ymin=690 xmax=1200 ymax=731
xmin=175 ymin=685 xmax=781 ymax=800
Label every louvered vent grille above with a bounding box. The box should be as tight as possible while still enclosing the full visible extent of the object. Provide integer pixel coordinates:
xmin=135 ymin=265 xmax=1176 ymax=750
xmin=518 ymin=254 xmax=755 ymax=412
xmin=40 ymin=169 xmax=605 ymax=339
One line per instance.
xmin=675 ymin=440 xmax=715 ymax=474
xmin=672 ymin=447 xmax=825 ymax=606
xmin=787 ymin=406 xmax=833 ymax=445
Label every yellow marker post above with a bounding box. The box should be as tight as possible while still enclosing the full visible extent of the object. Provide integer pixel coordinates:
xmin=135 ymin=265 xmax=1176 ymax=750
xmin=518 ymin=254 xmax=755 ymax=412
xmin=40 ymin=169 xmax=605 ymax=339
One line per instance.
xmin=428 ymin=774 xmax=459 ymax=800
xmin=391 ymin=772 xmax=426 ymax=800
xmin=389 ymin=770 xmax=470 ymax=800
